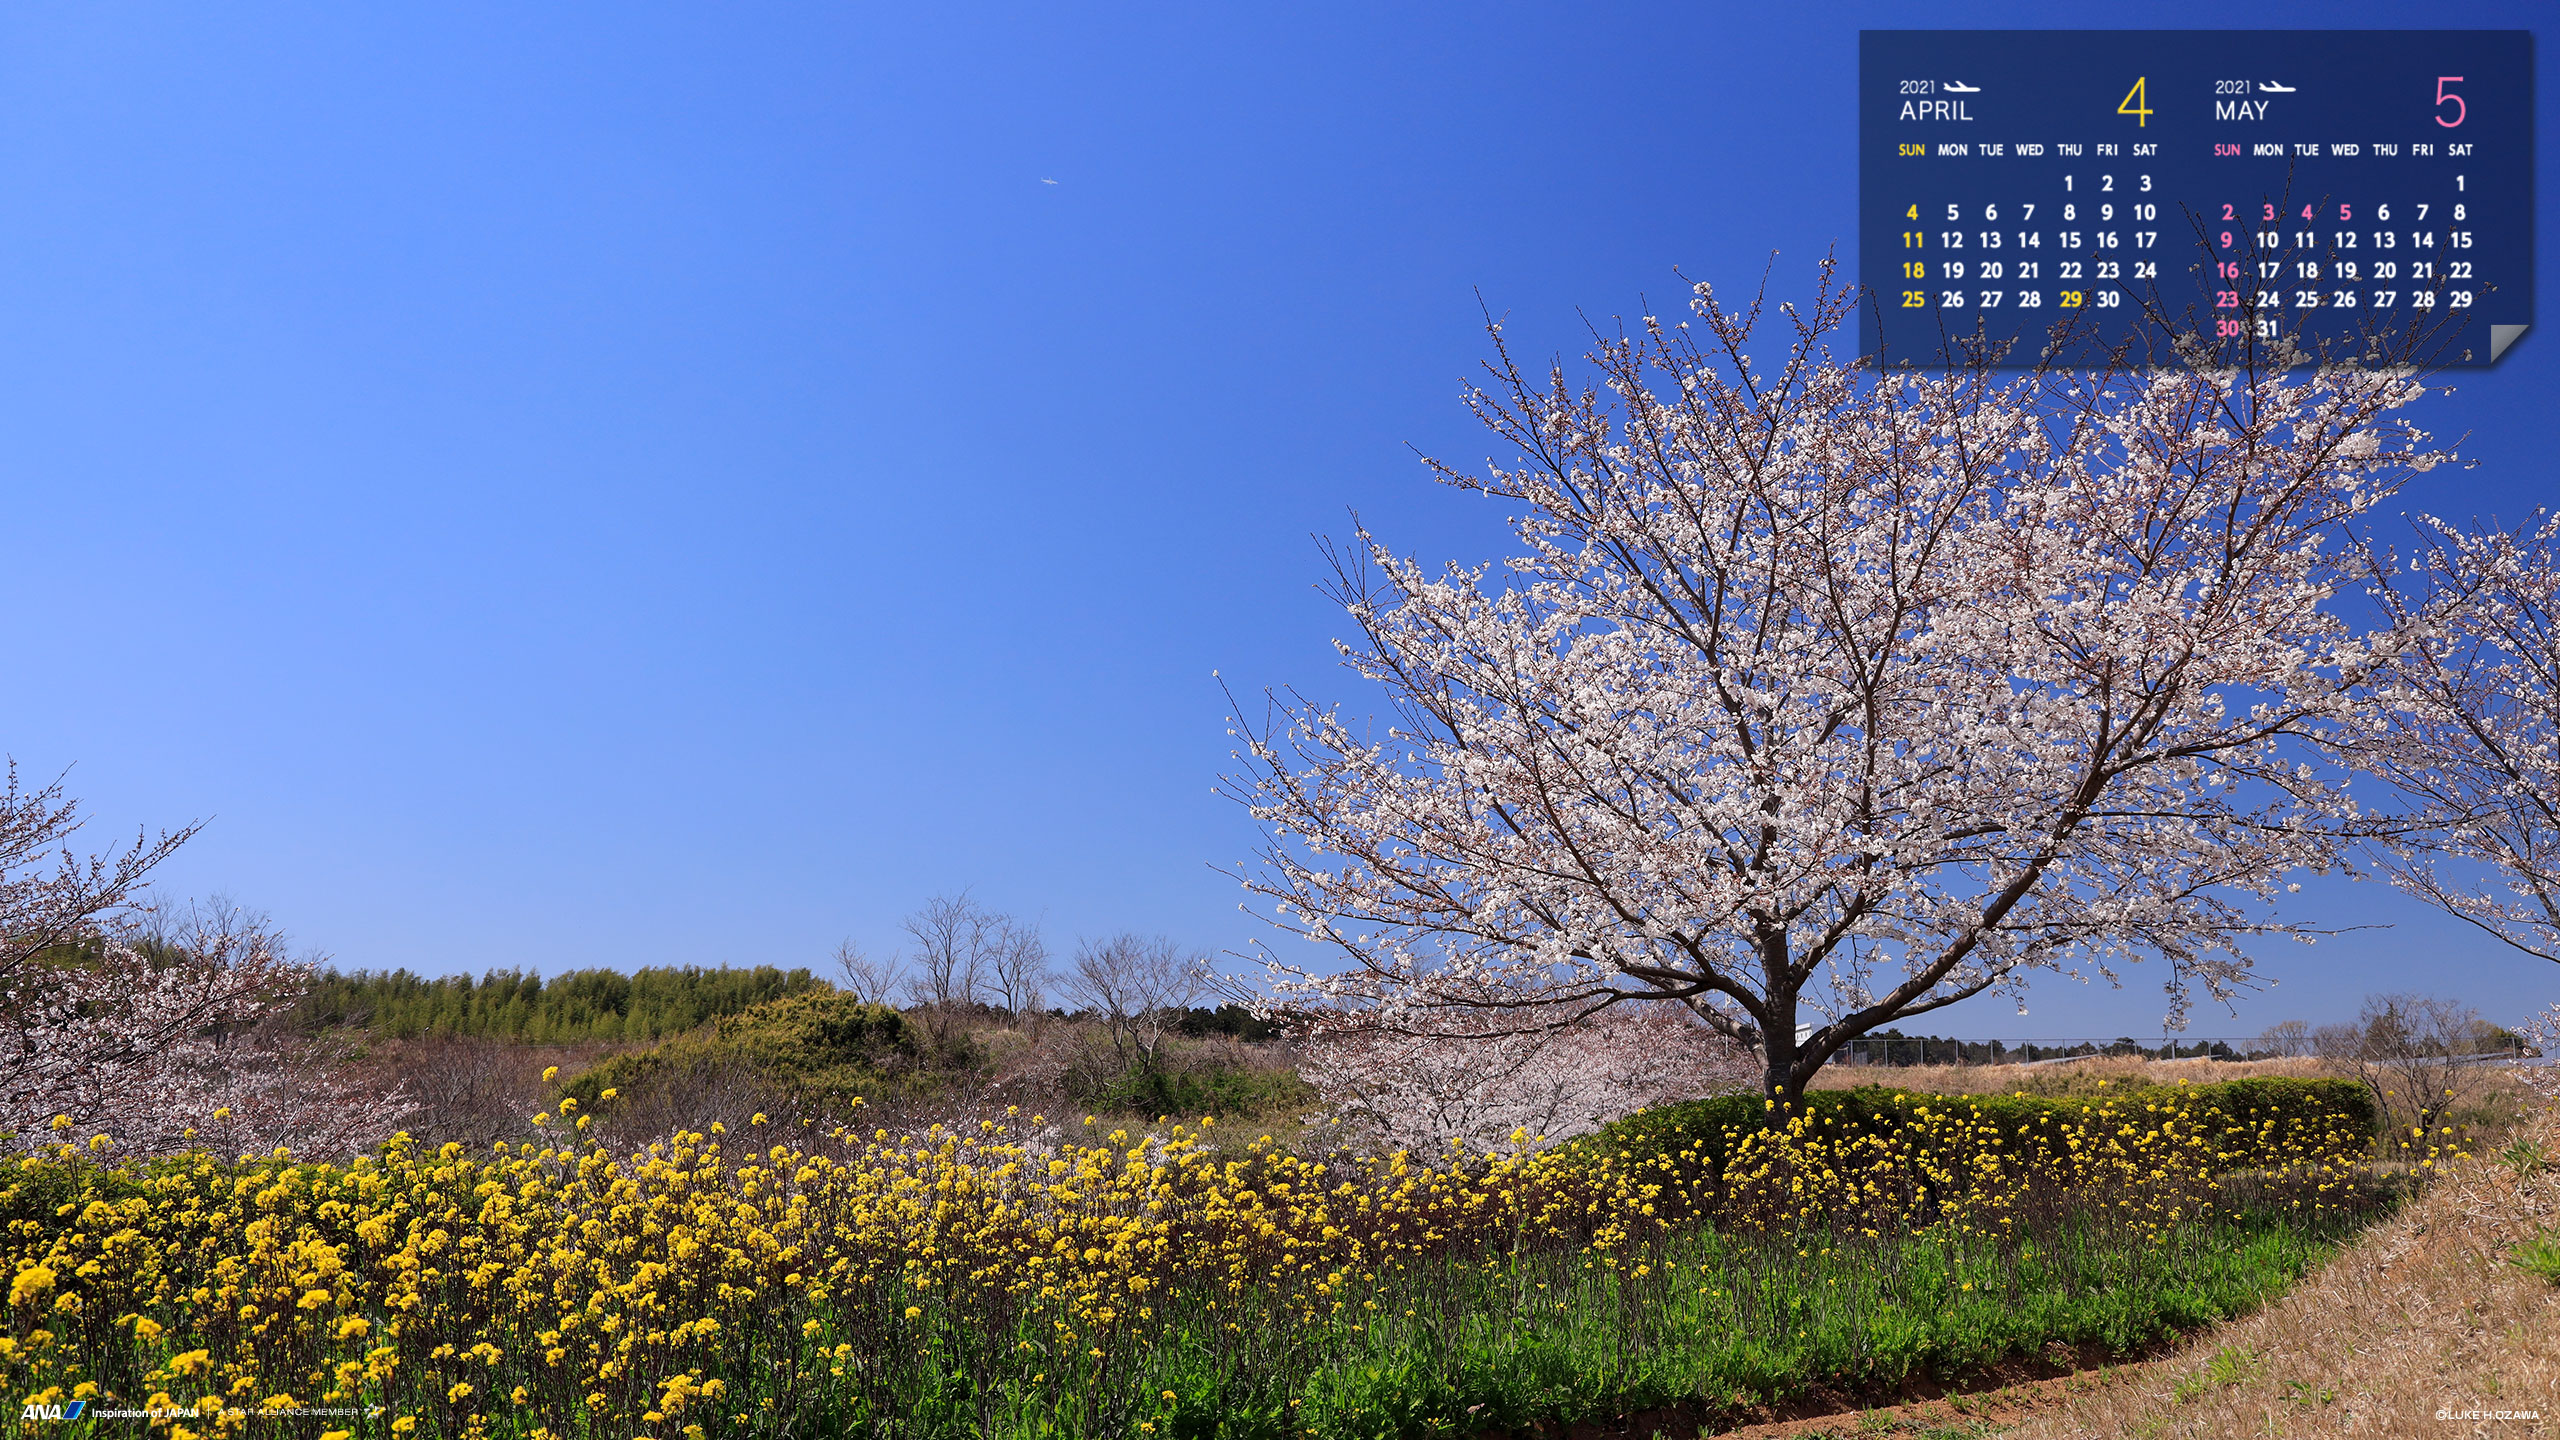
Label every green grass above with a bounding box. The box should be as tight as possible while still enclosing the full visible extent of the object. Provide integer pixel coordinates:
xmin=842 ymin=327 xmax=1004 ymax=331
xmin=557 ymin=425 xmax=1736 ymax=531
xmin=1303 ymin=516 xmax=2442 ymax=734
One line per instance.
xmin=2511 ymin=1231 xmax=2560 ymax=1284
xmin=2169 ymin=1342 xmax=2258 ymax=1403
xmin=806 ymin=1194 xmax=2385 ymax=1439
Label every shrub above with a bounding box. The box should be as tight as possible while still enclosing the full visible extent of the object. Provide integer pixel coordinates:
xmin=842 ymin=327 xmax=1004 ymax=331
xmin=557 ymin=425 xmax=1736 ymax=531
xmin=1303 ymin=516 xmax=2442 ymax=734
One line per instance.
xmin=1043 ymin=1024 xmax=1316 ymax=1122
xmin=1085 ymin=1059 xmax=1313 ymax=1119
xmin=561 ymin=991 xmax=919 ymax=1121
xmin=1591 ymin=1077 xmax=2378 ymax=1177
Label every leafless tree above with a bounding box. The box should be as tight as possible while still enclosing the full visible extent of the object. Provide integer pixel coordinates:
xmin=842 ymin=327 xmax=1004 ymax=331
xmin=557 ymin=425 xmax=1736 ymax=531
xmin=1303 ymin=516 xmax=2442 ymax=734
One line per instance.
xmin=833 ymin=939 xmax=905 ymax=1005
xmin=986 ymin=919 xmax=1050 ymax=1025
xmin=2252 ymin=1019 xmax=2314 ymax=1058
xmin=2314 ymin=992 xmax=2496 ymax=1151
xmin=1059 ymin=933 xmax=1204 ymax=1072
xmin=903 ymin=894 xmax=992 ymax=1014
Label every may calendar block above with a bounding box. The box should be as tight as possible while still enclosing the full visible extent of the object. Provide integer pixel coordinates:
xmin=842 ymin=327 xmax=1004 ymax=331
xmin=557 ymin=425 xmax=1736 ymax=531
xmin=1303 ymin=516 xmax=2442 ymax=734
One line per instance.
xmin=1859 ymin=31 xmax=2532 ymax=368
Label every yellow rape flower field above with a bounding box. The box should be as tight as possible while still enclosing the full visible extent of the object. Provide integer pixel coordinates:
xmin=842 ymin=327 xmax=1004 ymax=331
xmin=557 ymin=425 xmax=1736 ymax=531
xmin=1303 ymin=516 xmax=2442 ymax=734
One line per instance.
xmin=3 ymin=1083 xmax=2403 ymax=1439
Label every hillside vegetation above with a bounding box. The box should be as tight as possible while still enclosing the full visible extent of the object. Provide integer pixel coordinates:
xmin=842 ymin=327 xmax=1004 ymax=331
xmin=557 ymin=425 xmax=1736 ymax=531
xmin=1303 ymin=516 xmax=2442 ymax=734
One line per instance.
xmin=291 ymin=963 xmax=826 ymax=1042
xmin=281 ymin=964 xmax=1313 ymax=1145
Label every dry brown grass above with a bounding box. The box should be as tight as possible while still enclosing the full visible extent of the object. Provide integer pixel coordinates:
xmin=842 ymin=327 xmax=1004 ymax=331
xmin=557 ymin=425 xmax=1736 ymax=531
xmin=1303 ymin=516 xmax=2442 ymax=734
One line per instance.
xmin=1810 ymin=1053 xmax=2328 ymax=1098
xmin=1998 ymin=1095 xmax=2560 ymax=1439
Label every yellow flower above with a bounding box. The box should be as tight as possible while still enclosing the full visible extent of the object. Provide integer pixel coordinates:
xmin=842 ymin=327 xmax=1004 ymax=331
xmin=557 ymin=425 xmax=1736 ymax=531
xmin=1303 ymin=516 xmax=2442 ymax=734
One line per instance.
xmin=543 ymin=1066 xmax=560 ymax=1082
xmin=10 ymin=1265 xmax=57 ymax=1305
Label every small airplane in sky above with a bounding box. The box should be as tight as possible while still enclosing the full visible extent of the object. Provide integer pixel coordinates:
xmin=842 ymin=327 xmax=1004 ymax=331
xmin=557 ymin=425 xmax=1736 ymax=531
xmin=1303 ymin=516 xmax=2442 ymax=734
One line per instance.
xmin=2258 ymin=82 xmax=2295 ymax=93
xmin=1943 ymin=81 xmax=1980 ymax=93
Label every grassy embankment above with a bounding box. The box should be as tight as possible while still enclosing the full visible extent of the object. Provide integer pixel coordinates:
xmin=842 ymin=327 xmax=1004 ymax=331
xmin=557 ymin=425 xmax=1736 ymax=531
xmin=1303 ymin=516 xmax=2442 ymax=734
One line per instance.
xmin=2000 ymin=1094 xmax=2560 ymax=1440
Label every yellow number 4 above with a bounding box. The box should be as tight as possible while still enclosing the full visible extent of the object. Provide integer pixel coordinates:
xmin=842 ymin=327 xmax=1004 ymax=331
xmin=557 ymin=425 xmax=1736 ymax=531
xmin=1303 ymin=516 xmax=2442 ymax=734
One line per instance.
xmin=2118 ymin=76 xmax=2151 ymax=126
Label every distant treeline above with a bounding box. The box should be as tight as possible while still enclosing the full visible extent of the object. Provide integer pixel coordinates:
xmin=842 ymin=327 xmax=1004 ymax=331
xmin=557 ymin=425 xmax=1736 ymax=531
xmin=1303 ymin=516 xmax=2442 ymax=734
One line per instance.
xmin=289 ymin=964 xmax=1289 ymax=1047
xmin=293 ymin=965 xmax=824 ymax=1042
xmin=1839 ymin=1031 xmax=2252 ymax=1066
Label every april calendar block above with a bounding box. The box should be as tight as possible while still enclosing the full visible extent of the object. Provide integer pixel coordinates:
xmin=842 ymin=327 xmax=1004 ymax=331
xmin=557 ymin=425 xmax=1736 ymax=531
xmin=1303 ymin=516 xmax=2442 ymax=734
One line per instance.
xmin=1859 ymin=31 xmax=2533 ymax=368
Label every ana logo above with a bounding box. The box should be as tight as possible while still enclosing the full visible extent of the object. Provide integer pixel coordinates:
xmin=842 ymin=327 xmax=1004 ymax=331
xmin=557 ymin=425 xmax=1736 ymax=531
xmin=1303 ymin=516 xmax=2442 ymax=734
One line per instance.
xmin=21 ymin=1399 xmax=88 ymax=1421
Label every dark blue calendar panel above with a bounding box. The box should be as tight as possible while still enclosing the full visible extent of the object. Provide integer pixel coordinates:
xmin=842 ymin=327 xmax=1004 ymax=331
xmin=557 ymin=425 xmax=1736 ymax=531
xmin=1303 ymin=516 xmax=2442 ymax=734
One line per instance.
xmin=1859 ymin=31 xmax=2533 ymax=368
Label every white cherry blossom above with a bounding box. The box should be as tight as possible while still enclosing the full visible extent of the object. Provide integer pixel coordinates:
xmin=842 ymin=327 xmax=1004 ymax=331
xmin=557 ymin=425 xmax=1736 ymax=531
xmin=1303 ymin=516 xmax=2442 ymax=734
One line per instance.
xmin=1228 ymin=263 xmax=2444 ymax=1104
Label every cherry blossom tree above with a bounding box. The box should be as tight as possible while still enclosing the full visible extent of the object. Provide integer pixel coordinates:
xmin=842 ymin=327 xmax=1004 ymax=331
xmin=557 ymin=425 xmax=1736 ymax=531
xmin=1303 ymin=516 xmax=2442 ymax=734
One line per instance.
xmin=0 ymin=771 xmax=406 ymax=1156
xmin=2516 ymin=1004 xmax=2560 ymax=1102
xmin=2357 ymin=512 xmax=2560 ymax=962
xmin=6 ymin=899 xmax=411 ymax=1158
xmin=1226 ymin=262 xmax=2445 ymax=1107
xmin=1295 ymin=1003 xmax=1753 ymax=1155
xmin=0 ymin=761 xmax=193 ymax=998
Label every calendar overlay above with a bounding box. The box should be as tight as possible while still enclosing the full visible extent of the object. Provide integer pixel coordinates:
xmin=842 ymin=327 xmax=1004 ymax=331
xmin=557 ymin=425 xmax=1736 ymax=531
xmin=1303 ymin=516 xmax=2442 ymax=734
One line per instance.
xmin=1859 ymin=31 xmax=2533 ymax=368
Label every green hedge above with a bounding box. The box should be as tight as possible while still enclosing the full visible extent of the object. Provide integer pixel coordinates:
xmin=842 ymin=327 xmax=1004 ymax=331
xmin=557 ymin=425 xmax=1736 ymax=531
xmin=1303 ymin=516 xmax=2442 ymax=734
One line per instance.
xmin=1588 ymin=1077 xmax=2377 ymax=1175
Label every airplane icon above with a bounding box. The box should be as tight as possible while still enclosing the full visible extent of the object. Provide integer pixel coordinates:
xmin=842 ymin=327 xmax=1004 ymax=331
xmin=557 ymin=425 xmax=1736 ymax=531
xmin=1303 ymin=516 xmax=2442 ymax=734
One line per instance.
xmin=1944 ymin=81 xmax=1980 ymax=92
xmin=2258 ymin=82 xmax=2295 ymax=93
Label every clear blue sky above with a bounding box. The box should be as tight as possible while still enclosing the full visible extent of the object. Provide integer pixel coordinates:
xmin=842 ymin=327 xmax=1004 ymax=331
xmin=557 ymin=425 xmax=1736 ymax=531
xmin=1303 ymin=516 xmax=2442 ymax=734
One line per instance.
xmin=5 ymin=1 xmax=2554 ymax=1037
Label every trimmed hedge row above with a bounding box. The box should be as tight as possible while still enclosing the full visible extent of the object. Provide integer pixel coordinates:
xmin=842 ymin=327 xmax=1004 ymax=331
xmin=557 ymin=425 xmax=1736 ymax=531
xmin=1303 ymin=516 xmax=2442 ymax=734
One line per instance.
xmin=1588 ymin=1076 xmax=2378 ymax=1175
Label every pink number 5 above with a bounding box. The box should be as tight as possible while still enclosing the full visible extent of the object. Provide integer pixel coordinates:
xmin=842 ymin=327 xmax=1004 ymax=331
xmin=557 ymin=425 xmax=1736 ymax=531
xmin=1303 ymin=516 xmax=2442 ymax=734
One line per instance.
xmin=2435 ymin=76 xmax=2466 ymax=128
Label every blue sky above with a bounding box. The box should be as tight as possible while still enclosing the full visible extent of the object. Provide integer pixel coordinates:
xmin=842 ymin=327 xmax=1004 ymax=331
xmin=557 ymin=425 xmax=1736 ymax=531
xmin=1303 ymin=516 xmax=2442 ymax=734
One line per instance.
xmin=4 ymin=1 xmax=2554 ymax=1038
